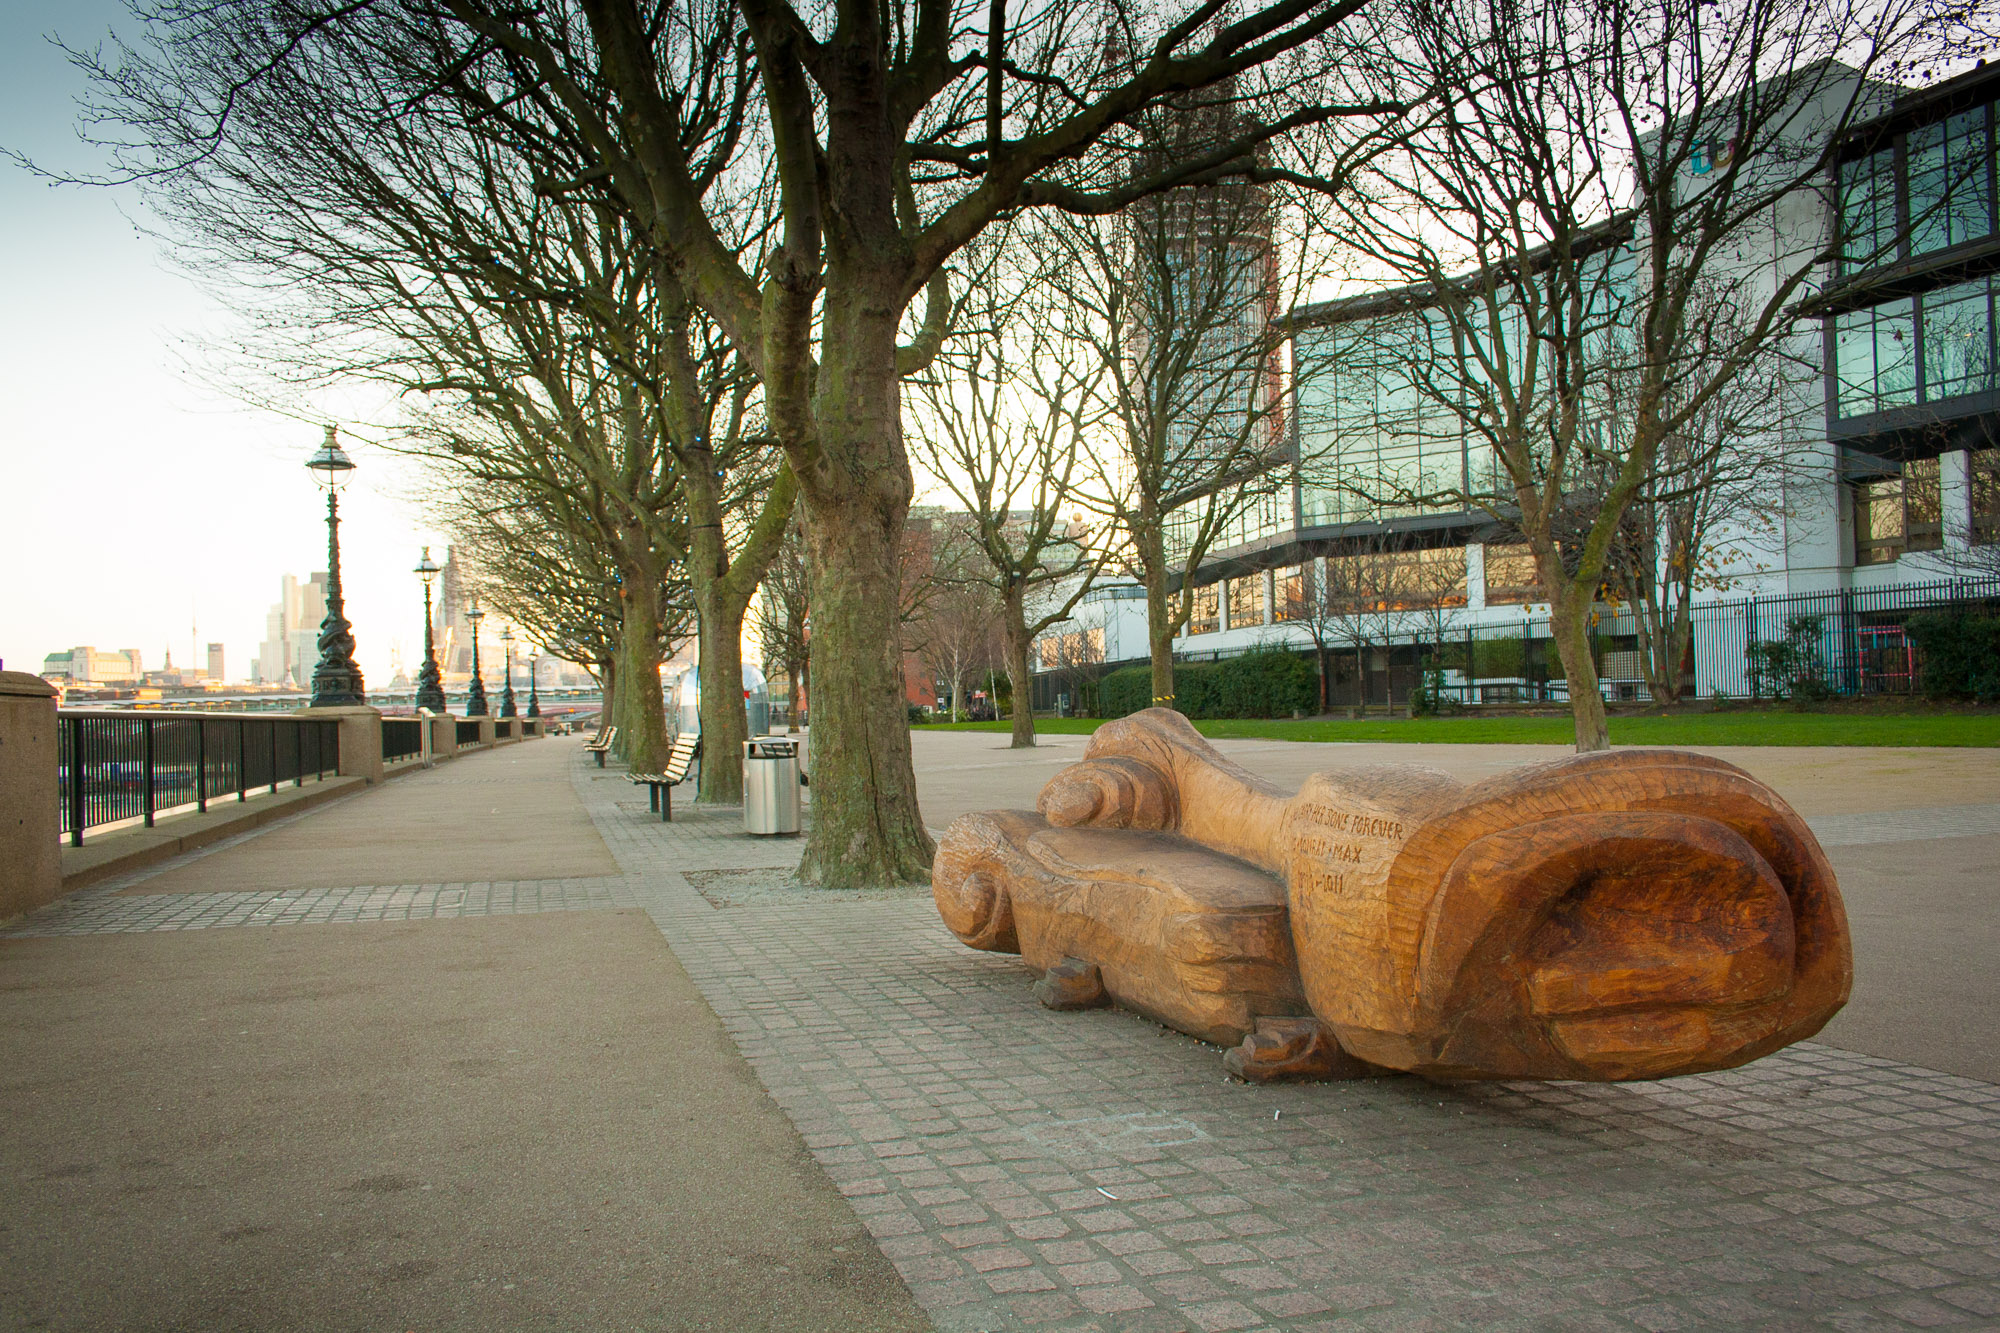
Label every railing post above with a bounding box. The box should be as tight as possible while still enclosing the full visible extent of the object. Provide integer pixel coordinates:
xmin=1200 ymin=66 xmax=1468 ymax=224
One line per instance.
xmin=269 ymin=719 xmax=279 ymax=794
xmin=143 ymin=716 xmax=156 ymax=828
xmin=238 ymin=717 xmax=248 ymax=802
xmin=196 ymin=718 xmax=207 ymax=813
xmin=69 ymin=715 xmax=85 ymax=847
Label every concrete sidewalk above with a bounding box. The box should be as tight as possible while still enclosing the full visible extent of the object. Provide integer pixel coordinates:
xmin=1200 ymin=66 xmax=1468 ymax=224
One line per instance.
xmin=0 ymin=737 xmax=926 ymax=1333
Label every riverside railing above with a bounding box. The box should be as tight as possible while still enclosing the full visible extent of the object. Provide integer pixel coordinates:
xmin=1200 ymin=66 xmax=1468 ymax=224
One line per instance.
xmin=455 ymin=718 xmax=481 ymax=746
xmin=381 ymin=717 xmax=424 ymax=763
xmin=57 ymin=711 xmax=341 ymax=846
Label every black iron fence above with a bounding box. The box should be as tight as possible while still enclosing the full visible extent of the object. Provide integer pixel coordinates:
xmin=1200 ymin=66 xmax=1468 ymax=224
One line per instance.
xmin=57 ymin=712 xmax=340 ymax=845
xmin=381 ymin=717 xmax=424 ymax=763
xmin=455 ymin=718 xmax=482 ymax=745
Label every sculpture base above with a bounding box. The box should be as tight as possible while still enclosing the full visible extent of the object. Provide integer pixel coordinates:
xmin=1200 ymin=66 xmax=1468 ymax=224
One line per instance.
xmin=1034 ymin=957 xmax=1109 ymax=1011
xmin=1224 ymin=1016 xmax=1385 ymax=1083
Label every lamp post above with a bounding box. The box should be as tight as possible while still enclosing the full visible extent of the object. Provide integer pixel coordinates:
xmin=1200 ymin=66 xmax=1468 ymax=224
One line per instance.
xmin=413 ymin=547 xmax=447 ymax=713
xmin=499 ymin=626 xmax=518 ymax=719
xmin=527 ymin=652 xmax=542 ymax=718
xmin=465 ymin=602 xmax=489 ymax=717
xmin=306 ymin=426 xmax=366 ymax=707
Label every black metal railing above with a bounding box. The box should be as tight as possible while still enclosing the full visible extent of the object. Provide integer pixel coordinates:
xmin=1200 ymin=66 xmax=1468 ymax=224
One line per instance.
xmin=381 ymin=717 xmax=424 ymax=763
xmin=57 ymin=711 xmax=341 ymax=846
xmin=495 ymin=718 xmax=515 ymax=739
xmin=455 ymin=718 xmax=482 ymax=745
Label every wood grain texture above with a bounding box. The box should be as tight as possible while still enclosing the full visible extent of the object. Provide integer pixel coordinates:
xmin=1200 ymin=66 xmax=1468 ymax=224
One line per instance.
xmin=931 ymin=708 xmax=1852 ymax=1082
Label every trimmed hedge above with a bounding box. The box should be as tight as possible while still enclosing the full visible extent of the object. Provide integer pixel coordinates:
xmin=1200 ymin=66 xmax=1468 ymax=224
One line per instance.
xmin=1098 ymin=647 xmax=1318 ymax=720
xmin=1906 ymin=612 xmax=2000 ymax=701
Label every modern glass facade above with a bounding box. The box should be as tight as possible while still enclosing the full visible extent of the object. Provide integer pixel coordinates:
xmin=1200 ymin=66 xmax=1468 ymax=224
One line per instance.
xmin=1839 ymin=102 xmax=1995 ymax=273
xmin=1833 ymin=277 xmax=1999 ymax=420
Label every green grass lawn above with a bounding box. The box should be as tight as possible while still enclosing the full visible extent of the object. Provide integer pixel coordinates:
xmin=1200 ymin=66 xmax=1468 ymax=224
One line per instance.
xmin=920 ymin=710 xmax=2000 ymax=747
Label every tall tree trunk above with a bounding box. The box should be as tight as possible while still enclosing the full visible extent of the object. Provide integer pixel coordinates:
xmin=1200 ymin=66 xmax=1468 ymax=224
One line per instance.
xmin=694 ymin=598 xmax=748 ymax=800
xmin=791 ymin=287 xmax=933 ymax=888
xmin=1144 ymin=568 xmax=1176 ymax=711
xmin=1548 ymin=582 xmax=1611 ymax=751
xmin=1002 ymin=584 xmax=1036 ymax=748
xmin=597 ymin=656 xmax=616 ymax=736
xmin=613 ymin=561 xmax=671 ymax=773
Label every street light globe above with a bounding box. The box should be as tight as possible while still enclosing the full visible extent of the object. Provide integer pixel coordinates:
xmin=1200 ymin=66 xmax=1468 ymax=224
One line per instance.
xmin=306 ymin=425 xmax=356 ymax=491
xmin=415 ymin=546 xmax=441 ymax=587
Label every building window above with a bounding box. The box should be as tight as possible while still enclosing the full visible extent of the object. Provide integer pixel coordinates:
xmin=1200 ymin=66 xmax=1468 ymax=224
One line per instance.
xmin=1853 ymin=477 xmax=1904 ymax=565
xmin=1835 ymin=281 xmax=2000 ymax=421
xmin=1908 ymin=108 xmax=1994 ymax=257
xmin=1850 ymin=460 xmax=1940 ymax=564
xmin=1272 ymin=566 xmax=1306 ymax=621
xmin=1226 ymin=576 xmax=1264 ymax=629
xmin=1973 ymin=448 xmax=2000 ymax=545
xmin=1483 ymin=544 xmax=1540 ymax=605
xmin=1906 ymin=456 xmax=1944 ymax=551
xmin=1920 ymin=277 xmax=1998 ymax=402
xmin=1186 ymin=584 xmax=1220 ymax=636
xmin=1835 ymin=299 xmax=1918 ymax=417
xmin=1839 ymin=146 xmax=1898 ymax=273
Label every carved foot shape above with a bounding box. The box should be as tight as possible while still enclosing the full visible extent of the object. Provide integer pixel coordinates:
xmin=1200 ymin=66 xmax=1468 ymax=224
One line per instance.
xmin=935 ymin=708 xmax=1852 ymax=1083
xmin=1224 ymin=1017 xmax=1381 ymax=1083
xmin=1034 ymin=957 xmax=1108 ymax=1011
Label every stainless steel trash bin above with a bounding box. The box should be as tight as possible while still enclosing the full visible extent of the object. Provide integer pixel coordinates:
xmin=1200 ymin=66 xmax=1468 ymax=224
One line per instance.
xmin=743 ymin=738 xmax=801 ymax=835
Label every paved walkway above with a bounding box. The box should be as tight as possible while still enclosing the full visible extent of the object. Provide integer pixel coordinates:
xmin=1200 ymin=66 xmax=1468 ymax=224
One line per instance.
xmin=0 ymin=741 xmax=926 ymax=1333
xmin=5 ymin=732 xmax=1998 ymax=1332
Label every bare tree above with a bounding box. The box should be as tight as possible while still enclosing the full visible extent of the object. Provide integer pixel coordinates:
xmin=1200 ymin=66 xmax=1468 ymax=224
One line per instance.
xmin=62 ymin=0 xmax=1394 ymax=886
xmin=1035 ymin=600 xmax=1110 ymax=718
xmin=1293 ymin=540 xmax=1461 ymax=712
xmin=1303 ymin=0 xmax=1973 ymax=750
xmin=431 ymin=473 xmax=695 ymax=712
xmin=909 ymin=240 xmax=1106 ymax=745
xmin=910 ymin=571 xmax=1006 ymax=723
xmin=1598 ymin=326 xmax=1808 ymax=703
xmin=1052 ymin=170 xmax=1302 ymax=712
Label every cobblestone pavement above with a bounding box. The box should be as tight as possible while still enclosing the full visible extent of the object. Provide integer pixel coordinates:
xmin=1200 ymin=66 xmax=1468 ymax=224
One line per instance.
xmin=582 ymin=784 xmax=2000 ymax=1333
xmin=9 ymin=756 xmax=1999 ymax=1332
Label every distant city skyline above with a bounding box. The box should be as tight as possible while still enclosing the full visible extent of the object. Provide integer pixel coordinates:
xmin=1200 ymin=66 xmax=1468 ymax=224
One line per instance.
xmin=0 ymin=3 xmax=460 ymax=687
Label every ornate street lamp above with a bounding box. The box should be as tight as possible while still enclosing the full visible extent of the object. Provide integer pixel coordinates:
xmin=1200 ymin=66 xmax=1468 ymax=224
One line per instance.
xmin=527 ymin=652 xmax=542 ymax=718
xmin=306 ymin=426 xmax=366 ymax=707
xmin=498 ymin=625 xmax=518 ymax=719
xmin=413 ymin=547 xmax=447 ymax=713
xmin=465 ymin=601 xmax=489 ymax=717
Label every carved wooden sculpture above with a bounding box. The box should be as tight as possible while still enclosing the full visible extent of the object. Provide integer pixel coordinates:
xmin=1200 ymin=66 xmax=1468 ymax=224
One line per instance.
xmin=933 ymin=709 xmax=1850 ymax=1082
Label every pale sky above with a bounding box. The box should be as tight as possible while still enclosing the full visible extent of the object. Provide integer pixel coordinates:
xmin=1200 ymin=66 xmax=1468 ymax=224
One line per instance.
xmin=0 ymin=2 xmax=458 ymax=686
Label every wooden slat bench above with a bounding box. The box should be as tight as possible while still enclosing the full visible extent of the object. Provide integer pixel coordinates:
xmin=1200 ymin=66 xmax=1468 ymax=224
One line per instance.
xmin=582 ymin=725 xmax=618 ymax=768
xmin=629 ymin=736 xmax=700 ymax=822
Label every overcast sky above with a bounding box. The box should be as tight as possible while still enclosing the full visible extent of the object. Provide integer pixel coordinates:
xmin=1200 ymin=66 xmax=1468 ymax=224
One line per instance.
xmin=0 ymin=2 xmax=453 ymax=686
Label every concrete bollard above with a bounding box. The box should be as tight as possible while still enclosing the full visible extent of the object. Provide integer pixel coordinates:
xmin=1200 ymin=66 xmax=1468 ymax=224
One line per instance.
xmin=293 ymin=705 xmax=385 ymax=785
xmin=476 ymin=716 xmax=497 ymax=748
xmin=0 ymin=672 xmax=61 ymax=919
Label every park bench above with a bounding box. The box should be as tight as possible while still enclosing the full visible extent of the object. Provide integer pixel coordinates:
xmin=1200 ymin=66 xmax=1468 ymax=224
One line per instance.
xmin=628 ymin=736 xmax=700 ymax=822
xmin=582 ymin=725 xmax=618 ymax=767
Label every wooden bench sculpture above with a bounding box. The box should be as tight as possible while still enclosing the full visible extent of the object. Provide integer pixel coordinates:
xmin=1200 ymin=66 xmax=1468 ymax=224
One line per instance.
xmin=582 ymin=725 xmax=618 ymax=768
xmin=628 ymin=736 xmax=700 ymax=822
xmin=932 ymin=708 xmax=1851 ymax=1083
